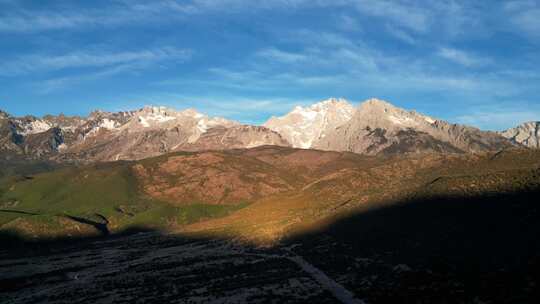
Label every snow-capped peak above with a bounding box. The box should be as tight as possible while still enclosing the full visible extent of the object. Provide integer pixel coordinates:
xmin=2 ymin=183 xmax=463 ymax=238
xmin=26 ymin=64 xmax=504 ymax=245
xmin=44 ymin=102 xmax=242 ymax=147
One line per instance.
xmin=499 ymin=121 xmax=540 ymax=148
xmin=264 ymin=98 xmax=355 ymax=148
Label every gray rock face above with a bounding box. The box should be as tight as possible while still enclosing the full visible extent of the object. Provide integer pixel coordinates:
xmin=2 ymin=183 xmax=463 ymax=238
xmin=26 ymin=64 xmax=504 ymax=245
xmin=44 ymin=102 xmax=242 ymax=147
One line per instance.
xmin=313 ymin=98 xmax=513 ymax=154
xmin=499 ymin=122 xmax=540 ymax=148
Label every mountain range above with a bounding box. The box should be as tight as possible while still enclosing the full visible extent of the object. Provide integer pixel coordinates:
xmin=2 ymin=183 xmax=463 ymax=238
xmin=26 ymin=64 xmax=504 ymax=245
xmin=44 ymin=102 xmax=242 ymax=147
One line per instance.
xmin=1 ymin=98 xmax=538 ymax=162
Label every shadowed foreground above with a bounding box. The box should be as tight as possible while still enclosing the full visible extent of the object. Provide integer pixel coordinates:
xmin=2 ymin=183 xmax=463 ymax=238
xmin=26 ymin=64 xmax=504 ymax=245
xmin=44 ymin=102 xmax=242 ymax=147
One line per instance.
xmin=1 ymin=187 xmax=540 ymax=303
xmin=1 ymin=231 xmax=344 ymax=303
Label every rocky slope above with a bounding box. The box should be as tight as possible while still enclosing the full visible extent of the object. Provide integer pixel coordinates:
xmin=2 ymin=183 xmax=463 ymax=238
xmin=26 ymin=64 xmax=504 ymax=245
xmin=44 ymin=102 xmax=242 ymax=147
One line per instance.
xmin=499 ymin=121 xmax=540 ymax=148
xmin=264 ymin=98 xmax=354 ymax=149
xmin=313 ymin=98 xmax=513 ymax=154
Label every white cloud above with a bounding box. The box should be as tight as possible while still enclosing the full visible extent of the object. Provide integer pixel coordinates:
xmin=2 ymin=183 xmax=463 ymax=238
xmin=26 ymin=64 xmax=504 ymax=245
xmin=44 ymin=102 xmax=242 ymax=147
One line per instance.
xmin=0 ymin=47 xmax=192 ymax=76
xmin=33 ymin=62 xmax=153 ymax=94
xmin=437 ymin=47 xmax=488 ymax=67
xmin=0 ymin=9 xmax=141 ymax=33
xmin=352 ymin=0 xmax=430 ymax=33
xmin=256 ymin=48 xmax=307 ymax=63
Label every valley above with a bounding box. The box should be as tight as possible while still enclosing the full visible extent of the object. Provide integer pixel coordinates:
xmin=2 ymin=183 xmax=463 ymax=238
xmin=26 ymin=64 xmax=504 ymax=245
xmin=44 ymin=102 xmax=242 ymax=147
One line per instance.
xmin=1 ymin=146 xmax=539 ymax=303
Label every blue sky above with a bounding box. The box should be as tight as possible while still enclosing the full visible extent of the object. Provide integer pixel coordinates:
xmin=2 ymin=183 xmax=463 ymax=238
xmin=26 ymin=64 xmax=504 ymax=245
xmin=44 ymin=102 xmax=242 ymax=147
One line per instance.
xmin=0 ymin=0 xmax=539 ymax=130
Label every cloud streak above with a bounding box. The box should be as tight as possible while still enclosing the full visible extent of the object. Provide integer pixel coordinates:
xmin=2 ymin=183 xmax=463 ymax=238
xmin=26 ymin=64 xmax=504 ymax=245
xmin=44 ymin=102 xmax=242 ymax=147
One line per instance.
xmin=437 ymin=47 xmax=489 ymax=67
xmin=0 ymin=47 xmax=192 ymax=76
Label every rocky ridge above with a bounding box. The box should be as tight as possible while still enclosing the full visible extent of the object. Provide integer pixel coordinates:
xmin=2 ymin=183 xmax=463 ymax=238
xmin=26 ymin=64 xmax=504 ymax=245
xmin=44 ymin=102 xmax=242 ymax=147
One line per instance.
xmin=0 ymin=106 xmax=289 ymax=162
xmin=0 ymin=97 xmax=533 ymax=162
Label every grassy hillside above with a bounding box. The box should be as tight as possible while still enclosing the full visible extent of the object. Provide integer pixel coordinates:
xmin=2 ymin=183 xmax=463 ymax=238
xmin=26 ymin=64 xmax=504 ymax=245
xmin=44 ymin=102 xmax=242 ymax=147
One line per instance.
xmin=1 ymin=146 xmax=540 ymax=242
xmin=0 ymin=160 xmax=247 ymax=239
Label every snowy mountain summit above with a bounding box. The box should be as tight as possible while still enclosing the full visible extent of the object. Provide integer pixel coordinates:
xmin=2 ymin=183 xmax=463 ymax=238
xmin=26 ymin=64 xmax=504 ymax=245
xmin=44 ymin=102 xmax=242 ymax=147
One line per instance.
xmin=499 ymin=121 xmax=540 ymax=148
xmin=263 ymin=98 xmax=355 ymax=148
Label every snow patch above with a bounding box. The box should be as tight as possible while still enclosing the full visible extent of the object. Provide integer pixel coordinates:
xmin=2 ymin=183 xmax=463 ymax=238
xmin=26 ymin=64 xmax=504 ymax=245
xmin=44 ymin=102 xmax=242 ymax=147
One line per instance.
xmin=99 ymin=118 xmax=118 ymax=130
xmin=20 ymin=120 xmax=52 ymax=135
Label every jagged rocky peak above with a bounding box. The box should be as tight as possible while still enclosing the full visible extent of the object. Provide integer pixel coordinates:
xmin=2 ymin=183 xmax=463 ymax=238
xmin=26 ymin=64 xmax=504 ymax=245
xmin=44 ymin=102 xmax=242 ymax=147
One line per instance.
xmin=499 ymin=121 xmax=540 ymax=148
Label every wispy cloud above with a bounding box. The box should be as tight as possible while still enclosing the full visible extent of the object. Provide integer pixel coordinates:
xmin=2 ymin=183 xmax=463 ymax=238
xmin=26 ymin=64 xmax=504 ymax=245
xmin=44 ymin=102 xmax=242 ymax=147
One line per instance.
xmin=503 ymin=1 xmax=540 ymax=38
xmin=0 ymin=7 xmax=144 ymax=33
xmin=33 ymin=62 xmax=155 ymax=94
xmin=0 ymin=0 xmax=307 ymax=33
xmin=455 ymin=108 xmax=540 ymax=131
xmin=385 ymin=25 xmax=416 ymax=44
xmin=336 ymin=14 xmax=362 ymax=32
xmin=112 ymin=92 xmax=315 ymax=124
xmin=156 ymin=28 xmax=520 ymax=97
xmin=352 ymin=0 xmax=430 ymax=33
xmin=0 ymin=47 xmax=192 ymax=76
xmin=256 ymin=48 xmax=307 ymax=63
xmin=511 ymin=9 xmax=540 ymax=37
xmin=437 ymin=47 xmax=489 ymax=67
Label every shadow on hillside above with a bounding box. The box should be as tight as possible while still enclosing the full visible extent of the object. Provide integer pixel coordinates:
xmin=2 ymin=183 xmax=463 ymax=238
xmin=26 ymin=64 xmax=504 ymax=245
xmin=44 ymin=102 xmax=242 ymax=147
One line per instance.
xmin=1 ymin=188 xmax=540 ymax=303
xmin=284 ymin=188 xmax=540 ymax=303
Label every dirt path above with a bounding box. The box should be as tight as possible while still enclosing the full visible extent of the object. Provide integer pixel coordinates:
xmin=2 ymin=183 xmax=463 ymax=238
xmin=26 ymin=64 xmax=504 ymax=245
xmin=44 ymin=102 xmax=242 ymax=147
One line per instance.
xmin=285 ymin=254 xmax=365 ymax=304
xmin=252 ymin=249 xmax=366 ymax=304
